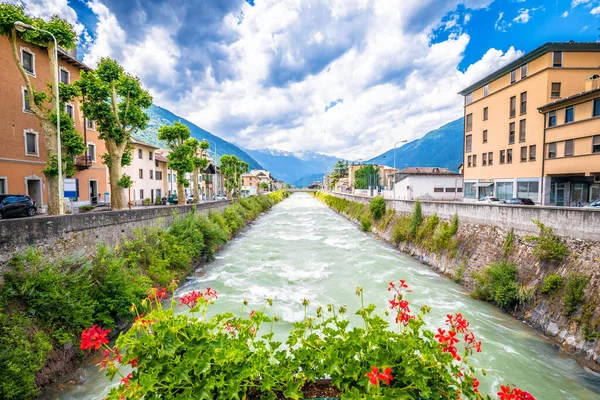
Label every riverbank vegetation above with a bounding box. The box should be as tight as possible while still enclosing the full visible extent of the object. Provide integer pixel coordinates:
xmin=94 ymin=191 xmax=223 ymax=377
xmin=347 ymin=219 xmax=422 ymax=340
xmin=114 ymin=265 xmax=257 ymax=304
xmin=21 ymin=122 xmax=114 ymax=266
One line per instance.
xmin=83 ymin=279 xmax=533 ymax=399
xmin=0 ymin=191 xmax=289 ymax=399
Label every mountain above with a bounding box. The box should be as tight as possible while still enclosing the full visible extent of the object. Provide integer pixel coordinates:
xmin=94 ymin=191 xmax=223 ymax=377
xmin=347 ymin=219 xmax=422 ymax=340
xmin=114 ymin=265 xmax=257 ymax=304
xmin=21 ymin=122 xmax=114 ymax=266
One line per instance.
xmin=293 ymin=173 xmax=327 ymax=188
xmin=133 ymin=105 xmax=263 ymax=171
xmin=366 ymin=118 xmax=464 ymax=171
xmin=243 ymin=148 xmax=341 ymax=183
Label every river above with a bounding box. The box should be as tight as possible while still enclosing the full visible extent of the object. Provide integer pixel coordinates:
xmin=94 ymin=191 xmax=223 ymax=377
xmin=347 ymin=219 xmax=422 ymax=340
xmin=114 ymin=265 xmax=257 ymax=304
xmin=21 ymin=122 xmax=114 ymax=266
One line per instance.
xmin=58 ymin=193 xmax=600 ymax=399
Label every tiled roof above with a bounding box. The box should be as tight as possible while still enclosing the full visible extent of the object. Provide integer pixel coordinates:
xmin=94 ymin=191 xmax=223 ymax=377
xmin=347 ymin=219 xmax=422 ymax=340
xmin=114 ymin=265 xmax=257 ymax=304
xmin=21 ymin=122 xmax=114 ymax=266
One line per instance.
xmin=397 ymin=167 xmax=456 ymax=175
xmin=538 ymin=85 xmax=600 ymax=111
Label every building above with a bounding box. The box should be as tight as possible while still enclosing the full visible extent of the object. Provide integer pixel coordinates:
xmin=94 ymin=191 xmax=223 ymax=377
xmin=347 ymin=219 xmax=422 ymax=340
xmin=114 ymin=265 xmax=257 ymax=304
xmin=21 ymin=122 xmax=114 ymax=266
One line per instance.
xmin=390 ymin=167 xmax=463 ymax=201
xmin=0 ymin=37 xmax=108 ymax=211
xmin=124 ymin=139 xmax=164 ymax=205
xmin=242 ymin=170 xmax=273 ymax=194
xmin=459 ymin=42 xmax=600 ymax=204
xmin=347 ymin=164 xmax=399 ymax=193
xmin=334 ymin=177 xmax=350 ymax=193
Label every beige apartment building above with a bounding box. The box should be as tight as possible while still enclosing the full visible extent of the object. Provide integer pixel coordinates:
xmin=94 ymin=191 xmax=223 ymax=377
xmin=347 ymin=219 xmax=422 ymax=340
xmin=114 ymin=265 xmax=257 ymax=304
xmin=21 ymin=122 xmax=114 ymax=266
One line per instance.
xmin=124 ymin=139 xmax=166 ymax=205
xmin=459 ymin=42 xmax=600 ymax=205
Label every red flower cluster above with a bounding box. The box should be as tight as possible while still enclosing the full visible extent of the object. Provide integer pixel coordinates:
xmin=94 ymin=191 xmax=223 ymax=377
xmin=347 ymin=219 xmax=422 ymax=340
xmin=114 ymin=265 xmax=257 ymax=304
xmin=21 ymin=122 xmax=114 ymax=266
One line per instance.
xmin=80 ymin=325 xmax=111 ymax=351
xmin=498 ymin=385 xmax=535 ymax=400
xmin=99 ymin=347 xmax=122 ymax=370
xmin=387 ymin=280 xmax=414 ymax=325
xmin=120 ymin=372 xmax=133 ymax=387
xmin=436 ymin=313 xmax=481 ymax=361
xmin=134 ymin=314 xmax=152 ymax=326
xmin=365 ymin=366 xmax=394 ymax=386
xmin=178 ymin=288 xmax=218 ymax=309
xmin=435 ymin=328 xmax=461 ymax=360
xmin=147 ymin=287 xmax=168 ymax=301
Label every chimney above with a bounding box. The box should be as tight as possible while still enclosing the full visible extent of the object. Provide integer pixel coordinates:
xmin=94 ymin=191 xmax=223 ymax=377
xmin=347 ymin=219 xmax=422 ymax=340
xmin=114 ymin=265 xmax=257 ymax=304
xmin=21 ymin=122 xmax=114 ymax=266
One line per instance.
xmin=585 ymin=74 xmax=600 ymax=91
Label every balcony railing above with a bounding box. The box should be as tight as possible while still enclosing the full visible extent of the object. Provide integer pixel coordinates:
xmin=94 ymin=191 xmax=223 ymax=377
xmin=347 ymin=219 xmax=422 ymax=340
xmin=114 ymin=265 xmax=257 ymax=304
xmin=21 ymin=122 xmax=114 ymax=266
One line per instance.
xmin=74 ymin=155 xmax=93 ymax=170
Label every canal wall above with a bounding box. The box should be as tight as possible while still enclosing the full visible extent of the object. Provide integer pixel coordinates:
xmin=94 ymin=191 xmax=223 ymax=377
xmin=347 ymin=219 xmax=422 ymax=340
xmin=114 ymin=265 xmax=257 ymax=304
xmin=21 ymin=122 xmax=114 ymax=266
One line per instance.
xmin=0 ymin=201 xmax=231 ymax=279
xmin=324 ymin=191 xmax=600 ymax=371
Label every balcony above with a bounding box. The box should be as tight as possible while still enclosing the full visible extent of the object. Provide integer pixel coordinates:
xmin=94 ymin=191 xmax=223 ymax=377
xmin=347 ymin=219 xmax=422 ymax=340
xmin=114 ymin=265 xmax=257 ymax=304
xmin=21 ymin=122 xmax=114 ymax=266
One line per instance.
xmin=74 ymin=154 xmax=93 ymax=170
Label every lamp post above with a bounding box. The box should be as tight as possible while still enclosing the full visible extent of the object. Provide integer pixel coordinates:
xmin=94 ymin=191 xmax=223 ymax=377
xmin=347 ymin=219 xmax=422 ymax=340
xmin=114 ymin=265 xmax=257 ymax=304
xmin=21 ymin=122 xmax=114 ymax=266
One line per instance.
xmin=15 ymin=21 xmax=63 ymax=214
xmin=393 ymin=140 xmax=408 ymax=195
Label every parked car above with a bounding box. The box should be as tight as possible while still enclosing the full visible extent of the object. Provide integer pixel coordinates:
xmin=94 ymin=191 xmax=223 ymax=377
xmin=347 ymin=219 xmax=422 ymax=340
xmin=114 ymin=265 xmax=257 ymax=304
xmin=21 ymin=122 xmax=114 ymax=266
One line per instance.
xmin=186 ymin=196 xmax=195 ymax=204
xmin=478 ymin=196 xmax=503 ymax=204
xmin=214 ymin=195 xmax=228 ymax=201
xmin=584 ymin=199 xmax=600 ymax=208
xmin=505 ymin=198 xmax=536 ymax=206
xmin=0 ymin=194 xmax=37 ymax=219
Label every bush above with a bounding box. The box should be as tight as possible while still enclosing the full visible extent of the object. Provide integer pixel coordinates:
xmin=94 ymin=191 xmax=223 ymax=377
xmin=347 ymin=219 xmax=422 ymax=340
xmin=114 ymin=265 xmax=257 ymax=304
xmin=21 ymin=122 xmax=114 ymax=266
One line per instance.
xmin=143 ymin=198 xmax=151 ymax=206
xmin=540 ymin=273 xmax=563 ymax=295
xmin=502 ymin=229 xmax=515 ymax=257
xmin=564 ymin=273 xmax=588 ymax=316
xmin=473 ymin=260 xmax=520 ymax=311
xmin=369 ymin=197 xmax=386 ymax=220
xmin=79 ymin=205 xmax=94 ymax=212
xmin=391 ymin=216 xmax=411 ymax=244
xmin=209 ymin=210 xmax=232 ymax=240
xmin=408 ymin=199 xmax=422 ymax=239
xmin=360 ymin=215 xmax=372 ymax=232
xmin=517 ymin=284 xmax=537 ymax=306
xmin=525 ymin=220 xmax=569 ymax=263
xmin=375 ymin=209 xmax=395 ymax=231
xmin=416 ymin=213 xmax=439 ymax=243
xmin=155 ymin=196 xmax=162 ymax=205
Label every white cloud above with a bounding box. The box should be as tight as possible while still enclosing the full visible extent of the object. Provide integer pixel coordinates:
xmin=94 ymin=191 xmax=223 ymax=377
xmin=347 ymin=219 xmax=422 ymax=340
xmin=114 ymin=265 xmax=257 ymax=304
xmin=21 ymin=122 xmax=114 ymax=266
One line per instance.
xmin=591 ymin=6 xmax=600 ymax=14
xmin=11 ymin=0 xmax=85 ymax=36
xmin=571 ymin=0 xmax=592 ymax=7
xmin=562 ymin=11 xmax=570 ymax=17
xmin=494 ymin=12 xmax=512 ymax=31
xmin=513 ymin=9 xmax=531 ymax=23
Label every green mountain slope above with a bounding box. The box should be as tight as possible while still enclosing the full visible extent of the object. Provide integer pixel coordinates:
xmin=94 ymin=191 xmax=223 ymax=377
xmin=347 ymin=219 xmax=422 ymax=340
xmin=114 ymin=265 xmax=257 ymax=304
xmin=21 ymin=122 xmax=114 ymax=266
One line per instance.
xmin=132 ymin=105 xmax=263 ymax=170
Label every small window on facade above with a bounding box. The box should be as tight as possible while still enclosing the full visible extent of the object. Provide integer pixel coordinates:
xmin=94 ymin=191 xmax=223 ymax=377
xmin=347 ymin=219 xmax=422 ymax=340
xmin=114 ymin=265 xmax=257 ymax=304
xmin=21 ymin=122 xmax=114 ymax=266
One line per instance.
xmin=507 ymin=149 xmax=513 ymax=163
xmin=488 ymin=152 xmax=493 ymax=165
xmin=466 ymin=134 xmax=472 ymax=152
xmin=529 ymin=145 xmax=536 ymax=161
xmin=22 ymin=88 xmax=31 ymax=112
xmin=520 ymin=92 xmax=527 ymax=114
xmin=473 ymin=154 xmax=477 ymax=167
xmin=465 ymin=93 xmax=473 ymax=105
xmin=510 ymin=96 xmax=516 ymax=118
xmin=156 ymin=171 xmax=162 ymax=180
xmin=0 ymin=177 xmax=6 ymax=194
xmin=565 ymin=106 xmax=574 ymax=123
xmin=548 ymin=111 xmax=557 ymax=127
xmin=65 ymin=104 xmax=74 ymax=119
xmin=60 ymin=68 xmax=69 ymax=84
xmin=592 ymin=135 xmax=600 ymax=154
xmin=594 ymin=99 xmax=600 ymax=117
xmin=21 ymin=49 xmax=34 ymax=75
xmin=482 ymin=153 xmax=487 ymax=166
xmin=500 ymin=150 xmax=506 ymax=164
xmin=25 ymin=131 xmax=37 ymax=155
xmin=509 ymin=122 xmax=515 ymax=144
xmin=551 ymin=82 xmax=561 ymax=98
xmin=519 ymin=119 xmax=526 ymax=142
xmin=548 ymin=142 xmax=557 ymax=158
xmin=87 ymin=143 xmax=95 ymax=160
xmin=139 ymin=169 xmax=143 ymax=179
xmin=86 ymin=119 xmax=95 ymax=129
xmin=483 ymin=130 xmax=488 ymax=143
xmin=149 ymin=170 xmax=154 ymax=179
xmin=553 ymin=51 xmax=562 ymax=68
xmin=520 ymin=64 xmax=528 ymax=79
xmin=483 ymin=85 xmax=489 ymax=96
xmin=565 ymin=139 xmax=574 ymax=156
xmin=445 ymin=188 xmax=456 ymax=193
xmin=138 ymin=149 xmax=143 ymax=159
xmin=483 ymin=107 xmax=488 ymax=120
xmin=149 ymin=151 xmax=153 ymax=160
xmin=434 ymin=188 xmax=444 ymax=193
xmin=466 ymin=113 xmax=473 ymax=132
xmin=155 ymin=160 xmax=159 ymax=167
xmin=140 ymin=190 xmax=144 ymax=200
xmin=510 ymin=69 xmax=517 ymax=84
xmin=468 ymin=155 xmax=472 ymax=167
xmin=520 ymin=146 xmax=527 ymax=162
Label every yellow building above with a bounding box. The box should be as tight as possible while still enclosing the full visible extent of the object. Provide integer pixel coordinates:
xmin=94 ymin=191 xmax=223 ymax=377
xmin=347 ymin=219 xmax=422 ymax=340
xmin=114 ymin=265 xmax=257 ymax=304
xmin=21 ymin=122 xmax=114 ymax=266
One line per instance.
xmin=459 ymin=42 xmax=600 ymax=205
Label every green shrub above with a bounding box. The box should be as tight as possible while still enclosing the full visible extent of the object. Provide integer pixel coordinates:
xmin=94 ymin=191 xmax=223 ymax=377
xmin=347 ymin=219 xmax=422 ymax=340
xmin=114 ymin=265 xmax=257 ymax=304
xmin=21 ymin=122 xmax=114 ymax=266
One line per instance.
xmin=416 ymin=213 xmax=439 ymax=243
xmin=517 ymin=284 xmax=537 ymax=306
xmin=454 ymin=262 xmax=466 ymax=282
xmin=502 ymin=228 xmax=515 ymax=258
xmin=155 ymin=196 xmax=162 ymax=205
xmin=223 ymin=205 xmax=246 ymax=233
xmin=360 ymin=215 xmax=372 ymax=232
xmin=391 ymin=216 xmax=411 ymax=244
xmin=408 ymin=199 xmax=422 ymax=239
xmin=473 ymin=260 xmax=520 ymax=311
xmin=168 ymin=213 xmax=206 ymax=258
xmin=540 ymin=273 xmax=563 ymax=295
xmin=369 ymin=197 xmax=386 ymax=220
xmin=209 ymin=210 xmax=232 ymax=240
xmin=564 ymin=273 xmax=588 ymax=316
xmin=194 ymin=215 xmax=228 ymax=261
xmin=578 ymin=300 xmax=600 ymax=342
xmin=79 ymin=205 xmax=94 ymax=212
xmin=525 ymin=220 xmax=569 ymax=263
xmin=144 ymin=198 xmax=151 ymax=206
xmin=375 ymin=209 xmax=395 ymax=231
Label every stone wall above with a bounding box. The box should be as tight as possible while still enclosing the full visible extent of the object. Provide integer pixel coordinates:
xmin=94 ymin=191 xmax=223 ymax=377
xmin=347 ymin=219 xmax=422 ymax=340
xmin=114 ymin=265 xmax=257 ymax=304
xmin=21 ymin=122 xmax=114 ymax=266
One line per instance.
xmin=0 ymin=201 xmax=230 ymax=278
xmin=331 ymin=192 xmax=600 ymax=241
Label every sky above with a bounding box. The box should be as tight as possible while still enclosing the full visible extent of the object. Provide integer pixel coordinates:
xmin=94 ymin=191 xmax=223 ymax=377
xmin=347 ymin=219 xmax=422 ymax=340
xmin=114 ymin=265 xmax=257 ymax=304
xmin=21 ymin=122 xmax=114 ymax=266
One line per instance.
xmin=10 ymin=0 xmax=600 ymax=159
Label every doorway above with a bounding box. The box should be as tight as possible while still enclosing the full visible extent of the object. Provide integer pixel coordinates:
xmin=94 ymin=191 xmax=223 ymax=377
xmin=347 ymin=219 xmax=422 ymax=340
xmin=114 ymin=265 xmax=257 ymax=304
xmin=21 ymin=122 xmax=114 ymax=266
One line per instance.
xmin=89 ymin=180 xmax=98 ymax=205
xmin=26 ymin=179 xmax=42 ymax=209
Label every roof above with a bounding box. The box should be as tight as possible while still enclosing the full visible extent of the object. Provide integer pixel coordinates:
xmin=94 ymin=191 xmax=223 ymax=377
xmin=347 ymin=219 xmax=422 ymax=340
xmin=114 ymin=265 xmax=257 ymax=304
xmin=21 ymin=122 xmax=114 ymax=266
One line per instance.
xmin=155 ymin=155 xmax=168 ymax=163
xmin=459 ymin=42 xmax=600 ymax=96
xmin=131 ymin=138 xmax=160 ymax=149
xmin=57 ymin=47 xmax=92 ymax=72
xmin=538 ymin=85 xmax=600 ymax=111
xmin=396 ymin=167 xmax=457 ymax=175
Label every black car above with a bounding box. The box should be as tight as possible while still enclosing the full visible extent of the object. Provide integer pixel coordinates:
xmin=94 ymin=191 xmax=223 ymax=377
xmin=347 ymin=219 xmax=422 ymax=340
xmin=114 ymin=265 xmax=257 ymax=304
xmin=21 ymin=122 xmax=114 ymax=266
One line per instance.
xmin=0 ymin=194 xmax=37 ymax=219
xmin=506 ymin=198 xmax=535 ymax=206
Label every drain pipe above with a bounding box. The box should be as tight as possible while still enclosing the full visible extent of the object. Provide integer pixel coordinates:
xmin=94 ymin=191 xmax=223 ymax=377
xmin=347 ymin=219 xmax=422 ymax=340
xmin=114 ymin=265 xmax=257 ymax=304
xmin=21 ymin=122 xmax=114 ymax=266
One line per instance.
xmin=539 ymin=108 xmax=547 ymax=206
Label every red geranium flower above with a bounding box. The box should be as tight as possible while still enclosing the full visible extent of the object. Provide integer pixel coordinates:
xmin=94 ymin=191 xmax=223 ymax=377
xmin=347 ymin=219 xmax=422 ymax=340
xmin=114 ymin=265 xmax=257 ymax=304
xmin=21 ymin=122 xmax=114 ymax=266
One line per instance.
xmin=80 ymin=325 xmax=111 ymax=351
xmin=377 ymin=367 xmax=393 ymax=385
xmin=120 ymin=372 xmax=132 ymax=387
xmin=365 ymin=366 xmax=380 ymax=385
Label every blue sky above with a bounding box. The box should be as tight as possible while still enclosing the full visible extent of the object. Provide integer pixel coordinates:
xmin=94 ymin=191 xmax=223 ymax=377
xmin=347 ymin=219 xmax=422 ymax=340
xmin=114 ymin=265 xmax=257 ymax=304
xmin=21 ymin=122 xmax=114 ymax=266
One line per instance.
xmin=12 ymin=0 xmax=600 ymax=159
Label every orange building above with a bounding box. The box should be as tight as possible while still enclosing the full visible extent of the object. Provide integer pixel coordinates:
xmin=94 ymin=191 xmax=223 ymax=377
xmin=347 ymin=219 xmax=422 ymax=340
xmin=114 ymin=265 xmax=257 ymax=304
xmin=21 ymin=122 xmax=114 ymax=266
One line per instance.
xmin=0 ymin=37 xmax=108 ymax=212
xmin=459 ymin=42 xmax=600 ymax=205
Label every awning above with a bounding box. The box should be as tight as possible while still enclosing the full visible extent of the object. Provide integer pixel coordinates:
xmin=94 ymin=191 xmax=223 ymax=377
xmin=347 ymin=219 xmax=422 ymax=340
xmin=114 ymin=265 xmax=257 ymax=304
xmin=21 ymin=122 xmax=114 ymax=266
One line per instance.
xmin=473 ymin=182 xmax=494 ymax=188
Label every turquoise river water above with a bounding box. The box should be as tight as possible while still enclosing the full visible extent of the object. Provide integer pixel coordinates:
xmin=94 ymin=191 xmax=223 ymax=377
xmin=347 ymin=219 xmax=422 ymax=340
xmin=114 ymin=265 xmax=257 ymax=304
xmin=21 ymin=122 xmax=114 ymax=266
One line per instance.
xmin=58 ymin=193 xmax=600 ymax=399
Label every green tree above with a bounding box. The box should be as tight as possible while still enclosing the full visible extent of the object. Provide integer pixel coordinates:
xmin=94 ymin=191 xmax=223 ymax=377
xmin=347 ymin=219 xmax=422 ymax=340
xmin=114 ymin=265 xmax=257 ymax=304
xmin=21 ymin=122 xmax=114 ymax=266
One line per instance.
xmin=0 ymin=3 xmax=85 ymax=214
xmin=220 ymin=155 xmax=248 ymax=199
xmin=158 ymin=122 xmax=198 ymax=205
xmin=76 ymin=58 xmax=152 ymax=210
xmin=354 ymin=164 xmax=379 ymax=190
xmin=191 ymin=140 xmax=210 ymax=202
xmin=259 ymin=182 xmax=269 ymax=191
xmin=329 ymin=159 xmax=349 ymax=188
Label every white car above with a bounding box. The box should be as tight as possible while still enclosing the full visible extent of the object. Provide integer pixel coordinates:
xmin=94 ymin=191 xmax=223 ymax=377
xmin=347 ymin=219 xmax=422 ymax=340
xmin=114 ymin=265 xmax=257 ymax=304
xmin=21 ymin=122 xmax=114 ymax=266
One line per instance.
xmin=584 ymin=199 xmax=600 ymax=208
xmin=479 ymin=196 xmax=503 ymax=204
xmin=214 ymin=195 xmax=228 ymax=201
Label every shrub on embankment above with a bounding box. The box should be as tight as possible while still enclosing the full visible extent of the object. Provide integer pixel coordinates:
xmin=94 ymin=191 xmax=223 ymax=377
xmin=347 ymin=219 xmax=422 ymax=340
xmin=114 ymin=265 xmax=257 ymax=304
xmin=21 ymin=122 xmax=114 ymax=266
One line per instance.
xmin=0 ymin=191 xmax=289 ymax=399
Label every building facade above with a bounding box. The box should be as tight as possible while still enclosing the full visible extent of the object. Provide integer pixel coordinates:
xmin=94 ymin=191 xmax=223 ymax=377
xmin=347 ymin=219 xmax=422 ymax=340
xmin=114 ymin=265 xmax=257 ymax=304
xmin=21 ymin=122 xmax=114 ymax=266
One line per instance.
xmin=0 ymin=37 xmax=108 ymax=212
xmin=124 ymin=139 xmax=164 ymax=205
xmin=460 ymin=42 xmax=600 ymax=205
xmin=389 ymin=167 xmax=463 ymax=201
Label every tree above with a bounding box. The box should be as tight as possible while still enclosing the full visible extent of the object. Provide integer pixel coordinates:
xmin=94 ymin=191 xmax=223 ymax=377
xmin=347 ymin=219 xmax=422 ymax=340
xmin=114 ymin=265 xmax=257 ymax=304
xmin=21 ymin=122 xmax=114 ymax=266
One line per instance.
xmin=354 ymin=164 xmax=379 ymax=189
xmin=220 ymin=155 xmax=248 ymax=199
xmin=329 ymin=159 xmax=349 ymax=188
xmin=0 ymin=4 xmax=85 ymax=214
xmin=158 ymin=122 xmax=197 ymax=205
xmin=76 ymin=58 xmax=152 ymax=210
xmin=259 ymin=182 xmax=269 ymax=191
xmin=191 ymin=140 xmax=210 ymax=202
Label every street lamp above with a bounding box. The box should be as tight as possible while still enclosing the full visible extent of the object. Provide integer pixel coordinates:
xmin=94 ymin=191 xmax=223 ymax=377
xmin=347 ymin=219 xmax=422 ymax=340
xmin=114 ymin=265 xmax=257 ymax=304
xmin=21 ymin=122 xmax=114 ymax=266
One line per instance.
xmin=393 ymin=140 xmax=408 ymax=192
xmin=15 ymin=21 xmax=63 ymax=214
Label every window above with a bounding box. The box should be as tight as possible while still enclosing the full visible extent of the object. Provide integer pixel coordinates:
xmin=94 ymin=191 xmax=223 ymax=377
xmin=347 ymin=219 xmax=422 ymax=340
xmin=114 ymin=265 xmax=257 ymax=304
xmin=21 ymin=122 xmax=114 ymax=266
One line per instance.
xmin=168 ymin=173 xmax=171 ymax=183
xmin=482 ymin=153 xmax=487 ymax=166
xmin=140 ymin=190 xmax=144 ymax=200
xmin=548 ymin=142 xmax=557 ymax=158
xmin=25 ymin=130 xmax=38 ymax=156
xmin=564 ymin=139 xmax=574 ymax=157
xmin=149 ymin=151 xmax=153 ymax=160
xmin=156 ymin=171 xmax=163 ymax=180
xmin=519 ymin=119 xmax=526 ymax=142
xmin=60 ymin=68 xmax=69 ymax=84
xmin=138 ymin=149 xmax=143 ymax=159
xmin=22 ymin=88 xmax=31 ymax=113
xmin=509 ymin=122 xmax=515 ymax=144
xmin=594 ymin=99 xmax=600 ymax=117
xmin=466 ymin=113 xmax=473 ymax=132
xmin=472 ymin=154 xmax=477 ymax=167
xmin=517 ymin=181 xmax=539 ymax=202
xmin=564 ymin=106 xmax=574 ymax=123
xmin=466 ymin=134 xmax=472 ymax=152
xmin=0 ymin=177 xmax=6 ymax=194
xmin=445 ymin=188 xmax=456 ymax=192
xmin=593 ymin=135 xmax=600 ymax=154
xmin=488 ymin=152 xmax=493 ymax=166
xmin=500 ymin=150 xmax=506 ymax=164
xmin=21 ymin=48 xmax=34 ymax=75
xmin=149 ymin=170 xmax=154 ymax=179
xmin=551 ymin=82 xmax=561 ymax=98
xmin=86 ymin=119 xmax=95 ymax=129
xmin=548 ymin=111 xmax=557 ymax=127
xmin=65 ymin=104 xmax=74 ymax=119
xmin=510 ymin=69 xmax=517 ymax=84
xmin=468 ymin=155 xmax=472 ymax=167
xmin=139 ymin=169 xmax=143 ymax=179
xmin=483 ymin=85 xmax=489 ymax=97
xmin=483 ymin=130 xmax=488 ymax=143
xmin=87 ymin=143 xmax=96 ymax=161
xmin=520 ymin=92 xmax=527 ymax=114
xmin=497 ymin=182 xmax=513 ymax=201
xmin=464 ymin=183 xmax=476 ymax=198
xmin=155 ymin=160 xmax=159 ymax=167
xmin=434 ymin=187 xmax=444 ymax=193
xmin=483 ymin=107 xmax=488 ymax=120
xmin=510 ymin=96 xmax=516 ymax=118
xmin=520 ymin=146 xmax=527 ymax=162
xmin=465 ymin=93 xmax=473 ymax=105
xmin=507 ymin=149 xmax=513 ymax=163
xmin=529 ymin=145 xmax=536 ymax=161
xmin=520 ymin=64 xmax=528 ymax=79
xmin=553 ymin=51 xmax=562 ymax=68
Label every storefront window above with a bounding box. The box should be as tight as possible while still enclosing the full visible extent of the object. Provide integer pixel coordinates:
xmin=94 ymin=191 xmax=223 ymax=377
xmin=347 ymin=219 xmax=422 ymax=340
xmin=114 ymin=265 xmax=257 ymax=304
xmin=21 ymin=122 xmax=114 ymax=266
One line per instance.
xmin=496 ymin=182 xmax=513 ymax=200
xmin=464 ymin=183 xmax=476 ymax=198
xmin=590 ymin=185 xmax=600 ymax=202
xmin=517 ymin=181 xmax=539 ymax=202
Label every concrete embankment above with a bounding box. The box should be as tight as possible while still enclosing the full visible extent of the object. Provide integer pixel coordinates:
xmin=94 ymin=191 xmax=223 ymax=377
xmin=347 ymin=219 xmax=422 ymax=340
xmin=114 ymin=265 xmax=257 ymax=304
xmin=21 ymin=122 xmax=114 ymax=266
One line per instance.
xmin=324 ymin=192 xmax=600 ymax=372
